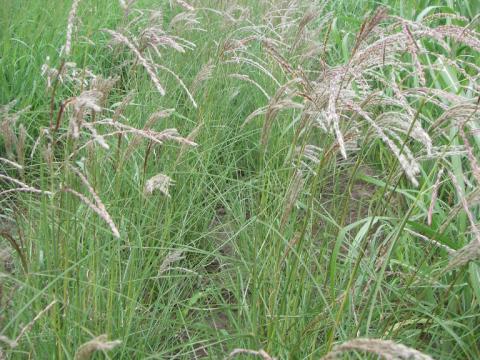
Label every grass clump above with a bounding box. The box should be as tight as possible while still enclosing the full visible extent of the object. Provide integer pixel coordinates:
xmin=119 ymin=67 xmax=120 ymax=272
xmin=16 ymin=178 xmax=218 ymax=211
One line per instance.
xmin=1 ymin=0 xmax=479 ymax=358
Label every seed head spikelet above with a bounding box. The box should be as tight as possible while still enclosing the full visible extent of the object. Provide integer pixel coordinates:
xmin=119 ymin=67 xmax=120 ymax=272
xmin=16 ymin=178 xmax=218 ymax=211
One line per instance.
xmin=103 ymin=29 xmax=166 ymax=95
xmin=68 ymin=166 xmax=120 ymax=238
xmin=65 ymin=0 xmax=82 ymax=56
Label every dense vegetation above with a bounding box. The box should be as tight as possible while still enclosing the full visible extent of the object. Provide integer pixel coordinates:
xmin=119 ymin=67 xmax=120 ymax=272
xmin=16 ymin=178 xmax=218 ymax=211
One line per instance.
xmin=1 ymin=0 xmax=479 ymax=358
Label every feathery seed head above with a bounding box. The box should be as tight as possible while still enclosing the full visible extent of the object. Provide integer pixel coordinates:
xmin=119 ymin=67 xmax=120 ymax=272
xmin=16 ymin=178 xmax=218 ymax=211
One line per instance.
xmin=144 ymin=173 xmax=174 ymax=197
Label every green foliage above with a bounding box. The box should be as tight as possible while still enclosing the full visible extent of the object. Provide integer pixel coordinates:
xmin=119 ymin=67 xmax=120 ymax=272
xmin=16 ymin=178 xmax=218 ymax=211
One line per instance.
xmin=0 ymin=0 xmax=479 ymax=359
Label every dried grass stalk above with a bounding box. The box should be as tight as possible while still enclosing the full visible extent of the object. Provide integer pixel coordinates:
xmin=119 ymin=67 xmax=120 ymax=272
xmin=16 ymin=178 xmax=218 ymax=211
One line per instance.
xmin=169 ymin=11 xmax=202 ymax=31
xmin=98 ymin=119 xmax=197 ymax=147
xmin=74 ymin=335 xmax=121 ymax=360
xmin=173 ymin=0 xmax=194 ymax=12
xmin=242 ymin=78 xmax=303 ymax=147
xmin=65 ymin=0 xmax=82 ymax=56
xmin=227 ymin=348 xmax=277 ymax=360
xmin=281 ymin=231 xmax=302 ymax=262
xmin=123 ymin=108 xmax=175 ymax=159
xmin=0 ymin=158 xmax=23 ymax=170
xmin=65 ymin=90 xmax=103 ymax=139
xmin=346 ymin=101 xmax=420 ymax=186
xmin=67 ymin=167 xmax=120 ymax=238
xmin=103 ymin=29 xmax=166 ymax=95
xmin=229 ymin=74 xmax=270 ymax=99
xmin=30 ymin=127 xmax=50 ymax=159
xmin=0 ymin=187 xmax=52 ymax=197
xmin=291 ymin=8 xmax=318 ymax=52
xmin=0 ymin=174 xmax=52 ymax=197
xmin=155 ymin=63 xmax=197 ymax=108
xmin=15 ymin=300 xmax=57 ymax=345
xmin=352 ymin=6 xmax=389 ymax=56
xmin=0 ymin=335 xmax=18 ymax=349
xmin=63 ymin=188 xmax=119 ymax=238
xmin=322 ymin=338 xmax=434 ymax=360
xmin=82 ymin=122 xmax=109 ymax=149
xmin=0 ymin=174 xmax=32 ymax=189
xmin=112 ymin=91 xmax=135 ymax=122
xmin=176 ymin=122 xmax=203 ymax=162
xmin=190 ymin=60 xmax=215 ymax=95
xmin=263 ymin=39 xmax=295 ymax=75
xmin=140 ymin=26 xmax=191 ymax=54
xmin=402 ymin=24 xmax=426 ymax=86
xmin=405 ymin=228 xmax=455 ymax=255
xmin=91 ymin=75 xmax=118 ymax=104
xmin=445 ymin=237 xmax=480 ymax=272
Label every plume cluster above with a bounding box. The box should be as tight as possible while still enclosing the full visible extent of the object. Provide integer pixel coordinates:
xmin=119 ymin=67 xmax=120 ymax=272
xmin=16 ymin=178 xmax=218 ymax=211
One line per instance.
xmin=223 ymin=4 xmax=479 ymax=188
xmin=103 ymin=0 xmax=201 ymax=106
xmin=3 ymin=0 xmax=199 ymax=246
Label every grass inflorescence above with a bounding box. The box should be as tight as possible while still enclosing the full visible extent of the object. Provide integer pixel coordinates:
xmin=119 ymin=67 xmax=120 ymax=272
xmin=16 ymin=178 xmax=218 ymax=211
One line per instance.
xmin=1 ymin=0 xmax=479 ymax=358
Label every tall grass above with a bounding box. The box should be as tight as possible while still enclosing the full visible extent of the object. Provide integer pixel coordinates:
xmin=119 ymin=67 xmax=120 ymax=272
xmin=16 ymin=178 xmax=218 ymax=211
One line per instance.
xmin=1 ymin=0 xmax=479 ymax=358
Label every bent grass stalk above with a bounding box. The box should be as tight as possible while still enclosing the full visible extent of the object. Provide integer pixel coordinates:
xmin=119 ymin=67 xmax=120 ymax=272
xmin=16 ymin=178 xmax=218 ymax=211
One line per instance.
xmin=325 ymin=99 xmax=427 ymax=350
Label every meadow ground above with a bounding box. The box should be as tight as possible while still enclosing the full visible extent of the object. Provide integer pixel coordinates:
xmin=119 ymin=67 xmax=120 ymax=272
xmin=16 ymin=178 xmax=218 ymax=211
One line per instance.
xmin=1 ymin=0 xmax=480 ymax=358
